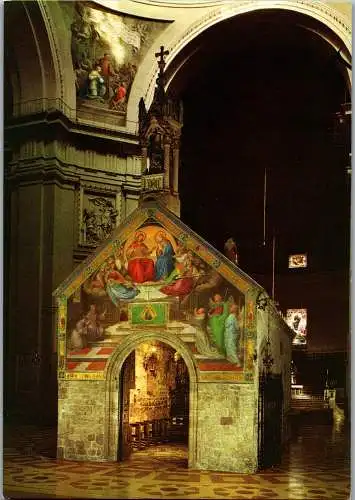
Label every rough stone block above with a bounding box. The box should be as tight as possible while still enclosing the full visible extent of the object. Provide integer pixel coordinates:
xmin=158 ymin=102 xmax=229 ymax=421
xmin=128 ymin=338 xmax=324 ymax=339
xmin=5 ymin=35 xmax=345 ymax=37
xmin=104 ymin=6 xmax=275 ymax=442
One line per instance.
xmin=220 ymin=417 xmax=233 ymax=425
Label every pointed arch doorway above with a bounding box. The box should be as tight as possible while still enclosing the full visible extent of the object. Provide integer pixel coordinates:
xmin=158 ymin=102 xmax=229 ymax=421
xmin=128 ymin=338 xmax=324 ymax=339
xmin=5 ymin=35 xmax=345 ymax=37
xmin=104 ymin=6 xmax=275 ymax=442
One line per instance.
xmin=105 ymin=332 xmax=198 ymax=468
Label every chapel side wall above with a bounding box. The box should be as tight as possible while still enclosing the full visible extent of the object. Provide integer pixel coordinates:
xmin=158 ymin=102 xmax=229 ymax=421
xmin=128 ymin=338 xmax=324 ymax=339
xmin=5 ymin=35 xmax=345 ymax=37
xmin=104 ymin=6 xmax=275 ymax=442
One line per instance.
xmin=268 ymin=312 xmax=292 ymax=444
xmin=195 ymin=382 xmax=258 ymax=473
xmin=58 ymin=380 xmax=107 ymax=461
xmin=256 ymin=307 xmax=292 ymax=445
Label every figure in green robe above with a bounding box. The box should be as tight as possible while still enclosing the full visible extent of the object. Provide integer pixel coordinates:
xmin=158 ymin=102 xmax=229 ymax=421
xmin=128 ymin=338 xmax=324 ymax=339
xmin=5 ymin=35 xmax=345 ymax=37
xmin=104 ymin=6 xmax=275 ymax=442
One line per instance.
xmin=207 ymin=293 xmax=229 ymax=355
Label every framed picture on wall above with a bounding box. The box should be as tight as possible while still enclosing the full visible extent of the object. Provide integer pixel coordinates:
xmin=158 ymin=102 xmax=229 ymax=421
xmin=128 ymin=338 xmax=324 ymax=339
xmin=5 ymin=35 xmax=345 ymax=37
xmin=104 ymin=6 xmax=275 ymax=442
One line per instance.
xmin=288 ymin=254 xmax=307 ymax=269
xmin=286 ymin=308 xmax=307 ymax=345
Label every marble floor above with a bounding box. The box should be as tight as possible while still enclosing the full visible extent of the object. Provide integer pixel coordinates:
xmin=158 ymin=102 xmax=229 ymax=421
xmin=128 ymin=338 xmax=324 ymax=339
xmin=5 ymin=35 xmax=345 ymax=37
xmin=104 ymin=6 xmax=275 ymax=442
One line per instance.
xmin=3 ymin=418 xmax=350 ymax=499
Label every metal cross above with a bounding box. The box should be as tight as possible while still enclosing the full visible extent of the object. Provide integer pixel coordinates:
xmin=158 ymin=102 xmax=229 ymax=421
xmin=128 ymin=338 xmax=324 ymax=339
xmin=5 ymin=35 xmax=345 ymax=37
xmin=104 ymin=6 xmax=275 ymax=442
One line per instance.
xmin=155 ymin=45 xmax=169 ymax=73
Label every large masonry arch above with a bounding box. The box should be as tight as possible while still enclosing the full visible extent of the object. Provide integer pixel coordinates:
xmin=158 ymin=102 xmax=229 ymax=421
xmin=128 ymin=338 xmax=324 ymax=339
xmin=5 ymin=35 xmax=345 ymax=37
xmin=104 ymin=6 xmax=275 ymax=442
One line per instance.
xmin=126 ymin=0 xmax=351 ymax=131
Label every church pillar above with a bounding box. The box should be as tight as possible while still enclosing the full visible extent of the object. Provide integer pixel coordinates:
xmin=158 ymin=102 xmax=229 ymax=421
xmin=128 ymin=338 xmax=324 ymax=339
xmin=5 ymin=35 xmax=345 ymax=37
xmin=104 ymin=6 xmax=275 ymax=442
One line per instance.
xmin=5 ymin=161 xmax=76 ymax=423
xmin=4 ymin=134 xmax=140 ymax=424
xmin=163 ymin=141 xmax=170 ymax=190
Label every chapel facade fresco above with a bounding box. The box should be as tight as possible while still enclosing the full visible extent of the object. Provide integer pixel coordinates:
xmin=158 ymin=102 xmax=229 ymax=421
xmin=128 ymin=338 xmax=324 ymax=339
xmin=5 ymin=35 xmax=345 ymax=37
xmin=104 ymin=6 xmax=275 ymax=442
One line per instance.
xmin=68 ymin=1 xmax=169 ymax=116
xmin=55 ymin=207 xmax=259 ymax=384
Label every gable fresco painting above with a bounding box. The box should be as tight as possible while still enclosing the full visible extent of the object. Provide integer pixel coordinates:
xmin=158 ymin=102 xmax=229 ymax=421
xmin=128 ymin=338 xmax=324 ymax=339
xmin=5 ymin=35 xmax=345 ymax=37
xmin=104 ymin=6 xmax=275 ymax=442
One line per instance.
xmin=55 ymin=211 xmax=259 ymax=382
xmin=70 ymin=1 xmax=169 ymax=116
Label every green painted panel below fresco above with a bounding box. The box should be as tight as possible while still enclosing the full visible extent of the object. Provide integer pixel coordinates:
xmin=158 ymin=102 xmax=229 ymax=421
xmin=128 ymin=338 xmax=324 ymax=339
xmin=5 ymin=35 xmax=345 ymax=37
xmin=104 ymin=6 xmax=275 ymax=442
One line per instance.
xmin=129 ymin=302 xmax=168 ymax=326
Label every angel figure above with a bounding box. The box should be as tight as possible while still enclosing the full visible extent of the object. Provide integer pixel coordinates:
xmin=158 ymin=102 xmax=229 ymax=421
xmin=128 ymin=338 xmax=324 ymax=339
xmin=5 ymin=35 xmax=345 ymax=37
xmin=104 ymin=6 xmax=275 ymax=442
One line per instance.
xmin=207 ymin=293 xmax=234 ymax=355
xmin=192 ymin=307 xmax=220 ymax=356
xmin=104 ymin=257 xmax=140 ymax=305
xmin=224 ymin=303 xmax=242 ymax=365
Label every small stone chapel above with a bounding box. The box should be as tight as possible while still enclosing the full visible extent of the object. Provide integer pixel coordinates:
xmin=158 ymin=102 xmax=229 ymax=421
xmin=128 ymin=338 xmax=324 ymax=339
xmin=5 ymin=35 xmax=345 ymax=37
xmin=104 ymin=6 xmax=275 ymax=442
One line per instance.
xmin=54 ymin=48 xmax=293 ymax=473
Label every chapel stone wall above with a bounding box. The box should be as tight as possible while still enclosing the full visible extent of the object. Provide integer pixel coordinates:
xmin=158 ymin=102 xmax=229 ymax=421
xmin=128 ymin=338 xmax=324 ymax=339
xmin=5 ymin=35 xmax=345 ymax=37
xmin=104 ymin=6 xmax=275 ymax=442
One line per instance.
xmin=256 ymin=305 xmax=293 ymax=446
xmin=58 ymin=380 xmax=107 ymax=461
xmin=195 ymin=382 xmax=258 ymax=473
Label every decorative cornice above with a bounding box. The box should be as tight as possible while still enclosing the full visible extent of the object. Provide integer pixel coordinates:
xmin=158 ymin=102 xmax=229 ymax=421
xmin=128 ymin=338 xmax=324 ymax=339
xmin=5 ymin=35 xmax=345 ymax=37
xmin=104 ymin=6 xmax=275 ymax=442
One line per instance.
xmin=7 ymin=99 xmax=139 ymax=144
xmin=7 ymin=140 xmax=142 ymax=179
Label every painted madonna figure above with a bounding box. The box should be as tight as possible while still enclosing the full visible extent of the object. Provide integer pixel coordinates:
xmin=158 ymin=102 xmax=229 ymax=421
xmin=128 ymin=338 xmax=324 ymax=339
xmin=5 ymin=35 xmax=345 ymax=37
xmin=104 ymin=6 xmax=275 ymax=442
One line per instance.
xmin=154 ymin=231 xmax=175 ymax=281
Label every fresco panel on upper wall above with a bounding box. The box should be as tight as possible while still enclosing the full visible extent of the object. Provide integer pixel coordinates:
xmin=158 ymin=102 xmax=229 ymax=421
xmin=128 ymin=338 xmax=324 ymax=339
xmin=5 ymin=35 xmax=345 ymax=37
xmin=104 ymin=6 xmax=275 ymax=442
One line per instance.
xmin=68 ymin=1 xmax=170 ymax=120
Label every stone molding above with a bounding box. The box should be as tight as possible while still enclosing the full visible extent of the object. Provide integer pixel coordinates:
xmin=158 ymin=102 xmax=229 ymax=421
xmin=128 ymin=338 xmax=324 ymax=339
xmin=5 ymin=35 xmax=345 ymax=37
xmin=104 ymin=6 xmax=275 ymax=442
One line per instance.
xmin=7 ymin=101 xmax=140 ymax=146
xmin=37 ymin=0 xmax=65 ymax=103
xmin=8 ymin=140 xmax=143 ymax=178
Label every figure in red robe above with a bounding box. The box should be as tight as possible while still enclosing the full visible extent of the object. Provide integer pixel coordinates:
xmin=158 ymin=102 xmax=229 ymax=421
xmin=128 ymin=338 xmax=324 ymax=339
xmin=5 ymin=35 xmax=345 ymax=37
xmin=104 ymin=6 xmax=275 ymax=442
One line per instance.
xmin=99 ymin=53 xmax=115 ymax=99
xmin=110 ymin=83 xmax=126 ymax=110
xmin=159 ymin=250 xmax=195 ymax=297
xmin=126 ymin=231 xmax=155 ymax=283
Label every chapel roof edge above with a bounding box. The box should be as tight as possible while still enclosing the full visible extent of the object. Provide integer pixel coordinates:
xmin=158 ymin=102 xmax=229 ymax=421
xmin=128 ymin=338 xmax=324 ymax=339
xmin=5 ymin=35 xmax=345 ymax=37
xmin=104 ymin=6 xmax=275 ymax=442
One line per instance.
xmin=53 ymin=201 xmax=265 ymax=298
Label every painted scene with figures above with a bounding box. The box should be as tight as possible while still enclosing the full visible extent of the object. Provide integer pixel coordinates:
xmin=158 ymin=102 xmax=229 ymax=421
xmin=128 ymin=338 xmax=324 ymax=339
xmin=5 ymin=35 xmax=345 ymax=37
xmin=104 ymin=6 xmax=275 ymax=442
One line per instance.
xmin=65 ymin=222 xmax=246 ymax=369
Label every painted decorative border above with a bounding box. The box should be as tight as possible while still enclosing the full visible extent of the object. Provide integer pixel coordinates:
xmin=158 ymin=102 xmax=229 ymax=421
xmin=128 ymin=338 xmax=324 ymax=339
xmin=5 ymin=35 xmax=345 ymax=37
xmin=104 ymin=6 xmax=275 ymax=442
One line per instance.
xmin=64 ymin=372 xmax=106 ymax=381
xmin=242 ymin=288 xmax=259 ymax=380
xmin=57 ymin=296 xmax=67 ymax=375
xmin=199 ymin=372 xmax=245 ymax=383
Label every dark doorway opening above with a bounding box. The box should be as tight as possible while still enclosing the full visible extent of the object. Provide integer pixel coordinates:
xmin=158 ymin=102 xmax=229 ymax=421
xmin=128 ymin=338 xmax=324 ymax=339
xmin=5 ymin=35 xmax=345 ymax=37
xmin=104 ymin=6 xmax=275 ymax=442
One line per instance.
xmin=258 ymin=372 xmax=284 ymax=469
